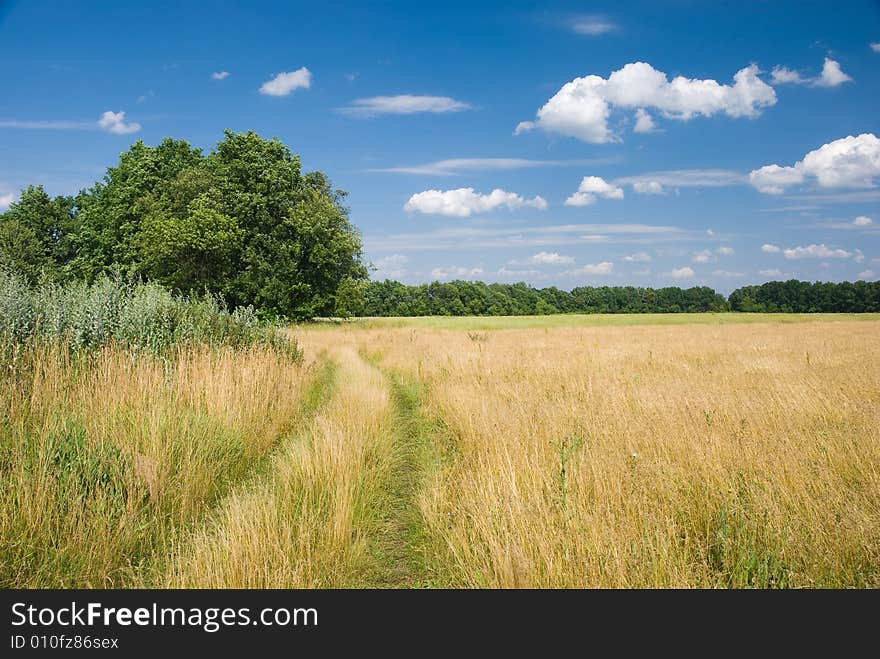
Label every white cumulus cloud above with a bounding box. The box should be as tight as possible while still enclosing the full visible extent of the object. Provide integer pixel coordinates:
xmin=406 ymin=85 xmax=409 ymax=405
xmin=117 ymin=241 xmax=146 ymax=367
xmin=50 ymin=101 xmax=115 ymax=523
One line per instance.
xmin=749 ymin=164 xmax=805 ymax=194
xmin=717 ymin=246 xmax=735 ymax=255
xmin=339 ymin=95 xmax=471 ymax=117
xmin=816 ymin=58 xmax=853 ymax=87
xmin=404 ymin=188 xmax=548 ymax=217
xmin=853 ymin=215 xmax=873 ymax=226
xmin=692 ymin=250 xmax=714 ymax=264
xmin=749 ymin=133 xmax=880 ymax=193
xmin=783 ymin=244 xmax=852 ymax=259
xmin=771 ymin=58 xmax=852 ymax=87
xmin=515 ymin=62 xmax=776 ymax=143
xmin=565 ymin=176 xmax=624 ymax=206
xmin=761 ymin=243 xmax=781 ymax=253
xmin=633 ymin=108 xmax=657 ymax=133
xmin=0 ymin=192 xmax=15 ymax=211
xmin=97 ymin=111 xmax=141 ymax=135
xmin=669 ymin=266 xmax=695 ymax=279
xmin=259 ymin=67 xmax=311 ymax=96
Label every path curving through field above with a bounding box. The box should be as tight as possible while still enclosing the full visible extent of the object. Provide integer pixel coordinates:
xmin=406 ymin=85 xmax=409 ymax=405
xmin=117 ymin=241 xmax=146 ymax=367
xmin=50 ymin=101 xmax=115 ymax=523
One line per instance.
xmin=151 ymin=341 xmax=439 ymax=588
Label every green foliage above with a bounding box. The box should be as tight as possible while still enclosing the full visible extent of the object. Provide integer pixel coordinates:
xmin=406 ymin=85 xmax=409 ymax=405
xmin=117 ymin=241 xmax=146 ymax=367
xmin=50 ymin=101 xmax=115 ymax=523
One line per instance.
xmin=0 ymin=269 xmax=299 ymax=358
xmin=358 ymin=279 xmax=728 ymax=316
xmin=0 ymin=185 xmax=78 ymax=281
xmin=729 ymin=279 xmax=880 ymax=313
xmin=1 ymin=131 xmax=366 ymax=320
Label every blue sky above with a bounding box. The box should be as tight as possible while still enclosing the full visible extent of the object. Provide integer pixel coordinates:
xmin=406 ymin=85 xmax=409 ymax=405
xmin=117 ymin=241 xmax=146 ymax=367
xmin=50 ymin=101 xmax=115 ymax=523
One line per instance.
xmin=1 ymin=0 xmax=879 ymax=292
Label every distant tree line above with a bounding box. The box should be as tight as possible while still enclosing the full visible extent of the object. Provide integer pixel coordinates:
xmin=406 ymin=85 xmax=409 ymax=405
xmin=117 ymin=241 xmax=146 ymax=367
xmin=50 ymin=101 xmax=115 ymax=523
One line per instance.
xmin=359 ymin=280 xmax=727 ymax=315
xmin=727 ymin=279 xmax=880 ymax=313
xmin=0 ymin=131 xmax=366 ymax=320
xmin=357 ymin=279 xmax=879 ymax=316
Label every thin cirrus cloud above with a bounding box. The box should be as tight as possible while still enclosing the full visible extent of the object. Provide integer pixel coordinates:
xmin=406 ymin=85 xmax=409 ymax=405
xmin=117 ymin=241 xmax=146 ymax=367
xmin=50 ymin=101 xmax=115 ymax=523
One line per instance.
xmin=782 ymin=244 xmax=852 ymax=259
xmin=563 ymin=261 xmax=614 ymax=275
xmin=404 ymin=188 xmax=548 ymax=217
xmin=616 ymin=169 xmax=747 ymax=191
xmin=367 ymin=157 xmax=617 ymax=175
xmin=515 ymin=61 xmax=776 ymax=143
xmin=749 ymin=133 xmax=880 ymax=194
xmin=565 ymin=176 xmax=624 ymax=206
xmin=632 ymin=180 xmax=665 ymax=195
xmin=570 ymin=15 xmax=617 ymax=36
xmin=770 ymin=58 xmax=853 ymax=88
xmin=364 ymin=222 xmax=684 ymax=252
xmin=372 ymin=254 xmax=409 ymax=279
xmin=0 ymin=110 xmax=141 ymax=135
xmin=338 ymin=95 xmax=471 ymax=117
xmin=259 ymin=67 xmax=311 ymax=96
xmin=431 ymin=265 xmax=484 ymax=280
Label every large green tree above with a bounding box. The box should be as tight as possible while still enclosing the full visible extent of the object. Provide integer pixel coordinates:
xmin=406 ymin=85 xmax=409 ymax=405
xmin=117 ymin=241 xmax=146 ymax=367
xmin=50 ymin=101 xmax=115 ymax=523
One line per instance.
xmin=56 ymin=130 xmax=366 ymax=319
xmin=0 ymin=185 xmax=77 ymax=281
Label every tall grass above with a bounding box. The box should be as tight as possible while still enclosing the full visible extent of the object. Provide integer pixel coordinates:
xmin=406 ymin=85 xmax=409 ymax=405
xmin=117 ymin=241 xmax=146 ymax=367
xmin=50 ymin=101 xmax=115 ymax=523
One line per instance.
xmin=159 ymin=342 xmax=393 ymax=588
xmin=0 ymin=270 xmax=298 ymax=357
xmin=360 ymin=322 xmax=880 ymax=587
xmin=0 ymin=270 xmax=310 ymax=587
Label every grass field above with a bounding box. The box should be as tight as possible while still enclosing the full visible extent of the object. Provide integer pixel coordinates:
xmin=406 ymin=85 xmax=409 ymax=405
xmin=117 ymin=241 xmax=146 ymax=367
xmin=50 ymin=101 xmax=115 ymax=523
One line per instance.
xmin=2 ymin=314 xmax=879 ymax=588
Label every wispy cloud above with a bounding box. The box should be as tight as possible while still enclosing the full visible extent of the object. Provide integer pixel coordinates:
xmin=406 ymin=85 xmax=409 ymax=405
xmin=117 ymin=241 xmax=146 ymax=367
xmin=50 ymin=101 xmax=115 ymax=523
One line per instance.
xmin=783 ymin=244 xmax=852 ymax=259
xmin=0 ymin=110 xmax=140 ymax=134
xmin=365 ymin=222 xmax=687 ymax=252
xmin=431 ymin=265 xmax=484 ymax=280
xmin=563 ymin=261 xmax=614 ymax=275
xmin=0 ymin=192 xmax=16 ymax=211
xmin=211 ymin=71 xmax=230 ymax=80
xmin=570 ymin=15 xmax=617 ymax=36
xmin=338 ymin=95 xmax=471 ymax=117
xmin=0 ymin=119 xmax=93 ymax=130
xmin=367 ymin=157 xmax=616 ymax=175
xmin=615 ymin=169 xmax=747 ymax=188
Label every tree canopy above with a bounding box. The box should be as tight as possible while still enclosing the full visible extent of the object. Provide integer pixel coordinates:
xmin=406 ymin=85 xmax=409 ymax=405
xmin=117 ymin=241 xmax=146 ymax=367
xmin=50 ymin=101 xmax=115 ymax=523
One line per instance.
xmin=0 ymin=131 xmax=367 ymax=320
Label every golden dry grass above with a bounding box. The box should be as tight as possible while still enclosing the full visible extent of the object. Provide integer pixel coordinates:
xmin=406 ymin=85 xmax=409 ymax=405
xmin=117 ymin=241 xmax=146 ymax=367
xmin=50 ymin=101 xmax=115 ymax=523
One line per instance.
xmin=0 ymin=343 xmax=311 ymax=587
xmin=3 ymin=318 xmax=878 ymax=588
xmin=158 ymin=341 xmax=394 ymax=587
xmin=347 ymin=321 xmax=880 ymax=587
